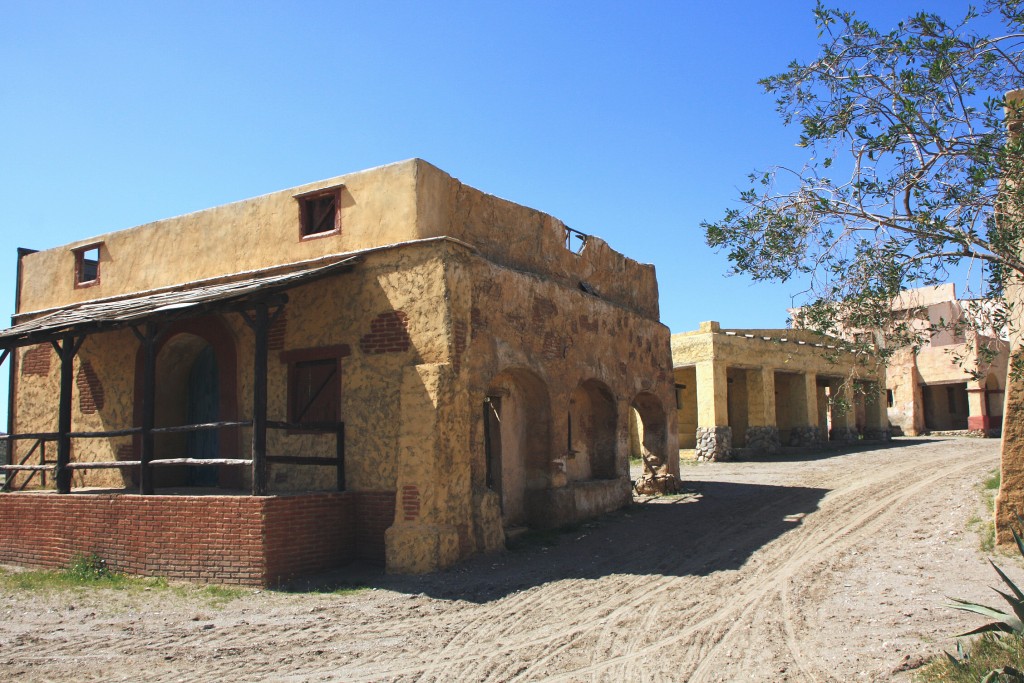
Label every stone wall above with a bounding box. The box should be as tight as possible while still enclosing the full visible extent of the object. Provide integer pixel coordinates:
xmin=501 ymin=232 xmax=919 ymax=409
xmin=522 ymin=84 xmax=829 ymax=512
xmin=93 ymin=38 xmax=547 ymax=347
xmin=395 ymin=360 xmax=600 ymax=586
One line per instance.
xmin=788 ymin=425 xmax=825 ymax=448
xmin=829 ymin=427 xmax=859 ymax=443
xmin=744 ymin=426 xmax=781 ymax=455
xmin=695 ymin=426 xmax=732 ymax=462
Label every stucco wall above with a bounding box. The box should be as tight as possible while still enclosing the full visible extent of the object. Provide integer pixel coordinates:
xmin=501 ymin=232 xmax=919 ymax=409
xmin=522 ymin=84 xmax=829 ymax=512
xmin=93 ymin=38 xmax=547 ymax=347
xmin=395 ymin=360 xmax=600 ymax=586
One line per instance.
xmin=16 ymin=159 xmax=658 ymax=322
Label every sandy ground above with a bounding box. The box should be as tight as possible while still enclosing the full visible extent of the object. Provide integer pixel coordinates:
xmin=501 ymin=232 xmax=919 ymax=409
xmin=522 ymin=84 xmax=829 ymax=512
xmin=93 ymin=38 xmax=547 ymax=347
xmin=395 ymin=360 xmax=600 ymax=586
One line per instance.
xmin=0 ymin=436 xmax=1015 ymax=682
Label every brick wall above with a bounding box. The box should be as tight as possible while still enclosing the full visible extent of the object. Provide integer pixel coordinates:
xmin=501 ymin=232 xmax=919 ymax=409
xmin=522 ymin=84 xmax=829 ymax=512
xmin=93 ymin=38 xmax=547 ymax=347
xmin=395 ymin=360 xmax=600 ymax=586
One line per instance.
xmin=21 ymin=345 xmax=51 ymax=376
xmin=359 ymin=310 xmax=411 ymax=354
xmin=0 ymin=491 xmax=394 ymax=585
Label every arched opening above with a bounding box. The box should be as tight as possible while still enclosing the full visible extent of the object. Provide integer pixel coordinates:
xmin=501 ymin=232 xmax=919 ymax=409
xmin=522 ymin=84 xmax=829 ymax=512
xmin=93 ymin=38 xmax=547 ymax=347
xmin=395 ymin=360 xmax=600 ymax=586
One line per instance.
xmin=629 ymin=392 xmax=668 ymax=477
xmin=483 ymin=368 xmax=552 ymax=527
xmin=153 ymin=334 xmax=219 ymax=487
xmin=568 ymin=379 xmax=617 ymax=481
xmin=133 ymin=316 xmax=239 ymax=490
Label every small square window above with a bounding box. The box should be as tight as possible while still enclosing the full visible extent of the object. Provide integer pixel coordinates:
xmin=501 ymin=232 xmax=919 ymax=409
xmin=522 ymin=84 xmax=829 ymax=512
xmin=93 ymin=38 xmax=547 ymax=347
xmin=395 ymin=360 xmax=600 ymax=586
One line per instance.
xmin=297 ymin=188 xmax=341 ymax=239
xmin=73 ymin=244 xmax=102 ymax=287
xmin=280 ymin=345 xmax=350 ymax=429
xmin=290 ymin=358 xmax=339 ymax=424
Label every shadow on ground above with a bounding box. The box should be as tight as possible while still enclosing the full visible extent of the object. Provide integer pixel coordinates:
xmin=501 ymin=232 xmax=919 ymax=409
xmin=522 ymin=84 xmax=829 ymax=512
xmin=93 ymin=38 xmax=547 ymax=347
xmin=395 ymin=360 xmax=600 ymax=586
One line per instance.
xmin=278 ymin=479 xmax=828 ymax=603
xmin=727 ymin=437 xmax=941 ymax=463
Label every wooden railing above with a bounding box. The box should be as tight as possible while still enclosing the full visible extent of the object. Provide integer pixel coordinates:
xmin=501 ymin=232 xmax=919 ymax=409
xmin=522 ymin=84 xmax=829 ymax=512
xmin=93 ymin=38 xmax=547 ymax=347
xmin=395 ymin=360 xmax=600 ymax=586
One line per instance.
xmin=1 ymin=439 xmax=51 ymax=492
xmin=0 ymin=420 xmax=344 ymax=494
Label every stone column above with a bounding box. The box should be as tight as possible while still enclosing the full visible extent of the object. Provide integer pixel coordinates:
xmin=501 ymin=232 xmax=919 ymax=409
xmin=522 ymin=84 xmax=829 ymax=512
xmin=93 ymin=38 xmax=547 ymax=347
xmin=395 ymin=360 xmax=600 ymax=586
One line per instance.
xmin=694 ymin=360 xmax=731 ymax=461
xmin=385 ymin=363 xmax=464 ymax=574
xmin=967 ymin=379 xmax=990 ymax=432
xmin=828 ymin=380 xmax=858 ymax=443
xmin=745 ymin=367 xmax=780 ymax=455
xmin=861 ymin=381 xmax=891 ymax=441
xmin=788 ymin=372 xmax=824 ymax=447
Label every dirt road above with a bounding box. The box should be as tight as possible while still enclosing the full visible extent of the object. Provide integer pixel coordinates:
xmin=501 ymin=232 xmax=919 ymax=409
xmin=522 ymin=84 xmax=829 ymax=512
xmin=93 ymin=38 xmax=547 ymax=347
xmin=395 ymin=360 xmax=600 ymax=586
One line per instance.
xmin=0 ymin=437 xmax=1011 ymax=682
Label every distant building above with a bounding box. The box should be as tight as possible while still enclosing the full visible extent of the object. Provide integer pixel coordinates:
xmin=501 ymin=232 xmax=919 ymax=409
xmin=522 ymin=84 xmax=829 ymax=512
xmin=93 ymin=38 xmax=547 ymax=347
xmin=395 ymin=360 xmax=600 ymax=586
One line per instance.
xmin=879 ymin=284 xmax=1009 ymax=436
xmin=671 ymin=321 xmax=888 ymax=461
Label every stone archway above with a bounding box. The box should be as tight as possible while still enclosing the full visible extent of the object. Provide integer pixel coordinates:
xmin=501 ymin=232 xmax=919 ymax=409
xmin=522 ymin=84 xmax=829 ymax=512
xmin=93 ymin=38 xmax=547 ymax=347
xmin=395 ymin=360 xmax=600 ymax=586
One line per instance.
xmin=630 ymin=391 xmax=677 ymax=494
xmin=484 ymin=368 xmax=552 ymax=527
xmin=567 ymin=379 xmax=617 ymax=482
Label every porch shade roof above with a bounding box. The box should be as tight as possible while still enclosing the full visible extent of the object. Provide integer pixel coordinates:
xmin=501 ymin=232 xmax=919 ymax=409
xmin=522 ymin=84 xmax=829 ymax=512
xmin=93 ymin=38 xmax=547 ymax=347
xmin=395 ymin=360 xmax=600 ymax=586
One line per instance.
xmin=0 ymin=256 xmax=360 ymax=348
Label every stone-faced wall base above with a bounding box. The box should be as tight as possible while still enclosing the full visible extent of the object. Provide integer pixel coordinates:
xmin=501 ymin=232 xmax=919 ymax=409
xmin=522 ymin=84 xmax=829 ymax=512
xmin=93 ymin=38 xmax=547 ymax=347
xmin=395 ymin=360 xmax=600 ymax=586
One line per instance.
xmin=788 ymin=425 xmax=825 ymax=448
xmin=862 ymin=428 xmax=892 ymax=441
xmin=695 ymin=426 xmax=732 ymax=462
xmin=744 ymin=426 xmax=781 ymax=456
xmin=829 ymin=427 xmax=859 ymax=443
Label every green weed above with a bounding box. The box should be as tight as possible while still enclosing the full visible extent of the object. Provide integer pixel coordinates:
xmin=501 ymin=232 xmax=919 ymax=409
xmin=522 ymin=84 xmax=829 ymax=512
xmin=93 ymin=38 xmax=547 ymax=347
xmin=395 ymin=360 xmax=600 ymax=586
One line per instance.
xmin=915 ymin=634 xmax=1024 ymax=682
xmin=0 ymin=554 xmax=162 ymax=591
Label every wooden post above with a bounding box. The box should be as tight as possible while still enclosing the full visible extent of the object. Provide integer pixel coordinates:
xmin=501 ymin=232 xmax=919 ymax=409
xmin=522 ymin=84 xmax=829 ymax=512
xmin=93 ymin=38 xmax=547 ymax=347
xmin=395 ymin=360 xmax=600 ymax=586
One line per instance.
xmin=251 ymin=302 xmax=269 ymax=495
xmin=0 ymin=347 xmax=10 ymax=471
xmin=54 ymin=334 xmax=77 ymax=494
xmin=336 ymin=422 xmax=345 ymax=491
xmin=139 ymin=323 xmax=158 ymax=495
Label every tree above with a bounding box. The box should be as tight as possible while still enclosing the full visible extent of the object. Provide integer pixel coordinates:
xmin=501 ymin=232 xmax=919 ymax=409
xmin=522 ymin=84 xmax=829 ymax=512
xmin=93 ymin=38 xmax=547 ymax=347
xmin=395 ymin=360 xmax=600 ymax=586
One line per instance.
xmin=703 ymin=1 xmax=1024 ymax=373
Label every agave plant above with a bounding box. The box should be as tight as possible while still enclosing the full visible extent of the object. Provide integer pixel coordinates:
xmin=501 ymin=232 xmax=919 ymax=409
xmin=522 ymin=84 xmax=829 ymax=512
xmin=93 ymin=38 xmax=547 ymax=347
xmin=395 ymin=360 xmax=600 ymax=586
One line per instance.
xmin=947 ymin=524 xmax=1024 ymax=637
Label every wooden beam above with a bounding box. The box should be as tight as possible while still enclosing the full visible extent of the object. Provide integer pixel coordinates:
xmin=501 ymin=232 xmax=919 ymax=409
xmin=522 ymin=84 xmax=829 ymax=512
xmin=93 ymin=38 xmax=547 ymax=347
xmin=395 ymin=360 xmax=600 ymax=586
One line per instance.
xmin=55 ymin=334 xmax=76 ymax=493
xmin=150 ymin=458 xmax=252 ymax=466
xmin=336 ymin=422 xmax=345 ymax=492
xmin=139 ymin=322 xmax=158 ymax=495
xmin=65 ymin=461 xmax=141 ymax=470
xmin=250 ymin=301 xmax=269 ymax=495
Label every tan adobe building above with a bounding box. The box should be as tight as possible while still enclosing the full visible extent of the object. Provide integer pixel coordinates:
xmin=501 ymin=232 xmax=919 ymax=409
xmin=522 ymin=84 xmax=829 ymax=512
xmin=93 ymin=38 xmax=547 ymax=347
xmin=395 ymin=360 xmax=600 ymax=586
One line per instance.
xmin=672 ymin=322 xmax=888 ymax=461
xmin=0 ymin=159 xmax=678 ymax=582
xmin=881 ymin=284 xmax=1008 ymax=436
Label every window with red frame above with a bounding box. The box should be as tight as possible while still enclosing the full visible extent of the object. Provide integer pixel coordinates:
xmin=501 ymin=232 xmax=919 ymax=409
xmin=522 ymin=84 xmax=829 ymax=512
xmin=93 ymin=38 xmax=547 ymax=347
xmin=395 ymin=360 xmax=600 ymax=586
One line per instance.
xmin=298 ymin=190 xmax=340 ymax=238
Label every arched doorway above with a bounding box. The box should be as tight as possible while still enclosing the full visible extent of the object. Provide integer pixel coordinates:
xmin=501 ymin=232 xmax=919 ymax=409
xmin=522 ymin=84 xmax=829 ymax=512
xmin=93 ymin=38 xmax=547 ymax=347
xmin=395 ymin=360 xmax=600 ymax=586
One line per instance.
xmin=185 ymin=344 xmax=220 ymax=485
xmin=629 ymin=391 xmax=668 ymax=476
xmin=483 ymin=368 xmax=552 ymax=527
xmin=134 ymin=316 xmax=239 ymax=490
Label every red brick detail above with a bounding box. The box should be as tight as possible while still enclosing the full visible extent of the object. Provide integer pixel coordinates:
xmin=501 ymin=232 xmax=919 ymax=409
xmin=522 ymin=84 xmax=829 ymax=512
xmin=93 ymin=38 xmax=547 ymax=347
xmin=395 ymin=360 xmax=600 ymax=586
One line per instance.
xmin=21 ymin=345 xmax=51 ymax=377
xmin=542 ymin=332 xmax=564 ymax=361
xmin=267 ymin=309 xmax=287 ymax=351
xmin=402 ymin=485 xmax=420 ymax=521
xmin=76 ymin=359 xmax=105 ymax=414
xmin=359 ymin=311 xmax=411 ymax=355
xmin=353 ymin=490 xmax=396 ymax=561
xmin=470 ymin=306 xmax=487 ymax=333
xmin=452 ymin=319 xmax=468 ymax=373
xmin=0 ymin=492 xmax=358 ymax=586
xmin=531 ymin=297 xmax=558 ymax=327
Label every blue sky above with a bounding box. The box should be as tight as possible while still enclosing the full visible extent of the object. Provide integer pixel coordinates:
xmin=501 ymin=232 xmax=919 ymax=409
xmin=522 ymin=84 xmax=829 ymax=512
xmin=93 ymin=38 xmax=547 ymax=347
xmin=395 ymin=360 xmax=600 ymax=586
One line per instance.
xmin=0 ymin=0 xmax=989 ymax=414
